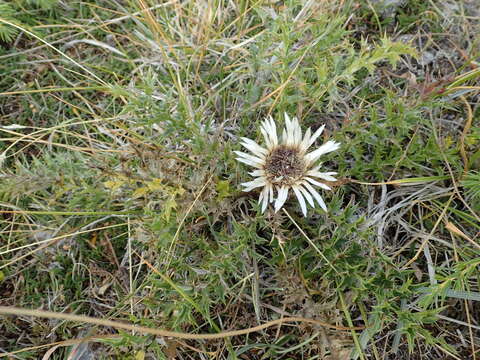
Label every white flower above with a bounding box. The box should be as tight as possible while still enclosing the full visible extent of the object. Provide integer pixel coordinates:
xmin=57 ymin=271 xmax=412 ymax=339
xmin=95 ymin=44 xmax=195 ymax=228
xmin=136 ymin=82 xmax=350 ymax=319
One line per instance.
xmin=235 ymin=113 xmax=340 ymax=216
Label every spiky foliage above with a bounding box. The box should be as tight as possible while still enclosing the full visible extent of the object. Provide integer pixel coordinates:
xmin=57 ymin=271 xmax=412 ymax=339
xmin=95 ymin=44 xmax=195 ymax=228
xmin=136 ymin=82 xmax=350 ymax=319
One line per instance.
xmin=0 ymin=0 xmax=479 ymax=359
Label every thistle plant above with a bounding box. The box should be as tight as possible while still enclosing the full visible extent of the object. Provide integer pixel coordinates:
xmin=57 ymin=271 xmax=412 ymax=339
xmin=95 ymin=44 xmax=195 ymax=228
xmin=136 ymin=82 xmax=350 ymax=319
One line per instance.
xmin=235 ymin=113 xmax=340 ymax=216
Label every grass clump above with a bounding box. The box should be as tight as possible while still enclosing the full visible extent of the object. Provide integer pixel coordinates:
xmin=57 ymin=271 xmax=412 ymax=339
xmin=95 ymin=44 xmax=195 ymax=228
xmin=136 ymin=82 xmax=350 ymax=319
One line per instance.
xmin=1 ymin=0 xmax=479 ymax=359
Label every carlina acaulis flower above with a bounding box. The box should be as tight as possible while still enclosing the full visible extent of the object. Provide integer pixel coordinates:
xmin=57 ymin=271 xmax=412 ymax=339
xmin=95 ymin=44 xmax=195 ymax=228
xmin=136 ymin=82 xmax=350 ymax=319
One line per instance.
xmin=235 ymin=113 xmax=340 ymax=216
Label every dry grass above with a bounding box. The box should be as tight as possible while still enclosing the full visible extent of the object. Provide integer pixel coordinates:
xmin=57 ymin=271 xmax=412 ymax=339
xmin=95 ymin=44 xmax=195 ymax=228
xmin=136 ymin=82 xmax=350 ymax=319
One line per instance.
xmin=1 ymin=0 xmax=479 ymax=358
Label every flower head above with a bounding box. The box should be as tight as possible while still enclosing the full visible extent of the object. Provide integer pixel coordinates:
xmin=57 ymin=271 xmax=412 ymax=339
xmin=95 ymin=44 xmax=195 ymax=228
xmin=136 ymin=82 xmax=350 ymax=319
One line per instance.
xmin=235 ymin=113 xmax=340 ymax=216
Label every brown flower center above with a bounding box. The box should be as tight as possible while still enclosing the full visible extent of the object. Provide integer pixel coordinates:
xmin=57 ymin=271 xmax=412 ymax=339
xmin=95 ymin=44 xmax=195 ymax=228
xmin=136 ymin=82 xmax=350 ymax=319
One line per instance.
xmin=264 ymin=145 xmax=304 ymax=185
